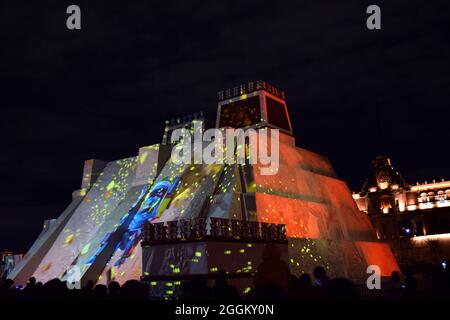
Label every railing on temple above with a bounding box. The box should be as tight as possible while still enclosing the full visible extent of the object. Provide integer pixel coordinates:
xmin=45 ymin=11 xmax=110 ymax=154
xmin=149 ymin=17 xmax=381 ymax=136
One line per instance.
xmin=141 ymin=218 xmax=287 ymax=245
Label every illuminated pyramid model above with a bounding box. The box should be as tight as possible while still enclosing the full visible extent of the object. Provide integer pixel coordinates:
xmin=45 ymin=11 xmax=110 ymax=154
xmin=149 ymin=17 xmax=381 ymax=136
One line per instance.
xmin=10 ymin=81 xmax=398 ymax=294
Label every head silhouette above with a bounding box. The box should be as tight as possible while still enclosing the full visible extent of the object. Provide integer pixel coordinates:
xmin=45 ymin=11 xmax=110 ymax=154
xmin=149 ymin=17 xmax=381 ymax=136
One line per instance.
xmin=215 ymin=270 xmax=228 ymax=286
xmin=391 ymin=271 xmax=401 ymax=283
xmin=313 ymin=266 xmax=329 ymax=286
xmin=28 ymin=277 xmax=36 ymax=286
xmin=298 ymin=273 xmax=312 ymax=288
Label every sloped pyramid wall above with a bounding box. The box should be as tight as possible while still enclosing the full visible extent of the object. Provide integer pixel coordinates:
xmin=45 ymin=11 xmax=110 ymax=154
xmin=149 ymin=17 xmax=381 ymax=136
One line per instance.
xmin=247 ymin=132 xmax=398 ymax=278
xmin=96 ymin=161 xmax=225 ymax=285
xmin=29 ymin=157 xmax=138 ymax=284
xmin=7 ymin=197 xmax=83 ymax=285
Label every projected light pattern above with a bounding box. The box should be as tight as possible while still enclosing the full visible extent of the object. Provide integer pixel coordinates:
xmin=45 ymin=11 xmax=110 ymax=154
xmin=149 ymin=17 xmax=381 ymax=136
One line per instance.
xmin=98 ymin=161 xmax=226 ymax=286
xmin=142 ymin=241 xmax=285 ymax=298
xmin=81 ymin=188 xmax=148 ymax=267
xmin=86 ymin=158 xmax=136 ymax=225
xmin=93 ymin=161 xmax=223 ymax=284
xmin=113 ymin=178 xmax=180 ymax=267
xmin=219 ymin=95 xmax=261 ymax=128
xmin=247 ymin=136 xmax=398 ymax=277
xmin=288 ymin=238 xmax=331 ymax=275
xmin=79 ymin=176 xmax=181 ymax=282
xmin=87 ymin=162 xmax=189 ymax=284
xmin=250 ymin=140 xmax=375 ymax=240
xmin=156 ymin=163 xmax=223 ymax=222
xmin=67 ymin=185 xmax=145 ymax=280
xmin=130 ymin=179 xmax=180 ymax=230
xmin=205 ymin=165 xmax=243 ymax=220
xmin=32 ymin=157 xmax=137 ymax=284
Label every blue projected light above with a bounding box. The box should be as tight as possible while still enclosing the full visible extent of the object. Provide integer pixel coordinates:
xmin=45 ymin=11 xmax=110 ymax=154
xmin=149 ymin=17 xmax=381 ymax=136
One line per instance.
xmin=84 ymin=177 xmax=181 ymax=268
xmin=113 ymin=177 xmax=180 ymax=267
xmin=129 ymin=179 xmax=178 ymax=231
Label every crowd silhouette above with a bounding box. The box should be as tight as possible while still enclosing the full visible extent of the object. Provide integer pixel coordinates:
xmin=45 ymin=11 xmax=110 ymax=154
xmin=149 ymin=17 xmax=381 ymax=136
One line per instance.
xmin=1 ymin=245 xmax=449 ymax=301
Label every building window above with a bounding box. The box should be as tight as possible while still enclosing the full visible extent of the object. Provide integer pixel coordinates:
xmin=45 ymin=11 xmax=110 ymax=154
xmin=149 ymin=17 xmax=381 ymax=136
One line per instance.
xmin=398 ymin=220 xmax=414 ymax=237
xmin=380 ymin=196 xmax=392 ymax=214
xmin=415 ymin=221 xmax=424 ymax=236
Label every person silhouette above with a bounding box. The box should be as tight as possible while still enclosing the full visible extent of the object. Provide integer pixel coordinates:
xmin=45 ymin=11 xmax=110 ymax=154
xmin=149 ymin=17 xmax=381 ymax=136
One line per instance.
xmin=212 ymin=271 xmax=240 ymax=301
xmin=313 ymin=266 xmax=329 ymax=288
xmin=189 ymin=275 xmax=212 ymax=301
xmin=385 ymin=271 xmax=402 ymax=300
xmin=254 ymin=244 xmax=290 ymax=291
xmin=108 ymin=281 xmax=121 ymax=299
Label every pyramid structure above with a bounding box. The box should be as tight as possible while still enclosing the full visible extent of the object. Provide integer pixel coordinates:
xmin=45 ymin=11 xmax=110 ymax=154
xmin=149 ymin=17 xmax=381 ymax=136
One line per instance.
xmin=10 ymin=81 xmax=398 ymax=287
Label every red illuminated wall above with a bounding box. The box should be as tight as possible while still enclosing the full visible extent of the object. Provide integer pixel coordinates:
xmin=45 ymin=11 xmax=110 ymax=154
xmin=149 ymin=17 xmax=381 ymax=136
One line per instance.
xmin=250 ymin=132 xmax=399 ymax=277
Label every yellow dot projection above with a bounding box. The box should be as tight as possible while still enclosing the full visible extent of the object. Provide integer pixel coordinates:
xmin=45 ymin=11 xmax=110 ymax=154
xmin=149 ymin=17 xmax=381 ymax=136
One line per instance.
xmin=139 ymin=151 xmax=148 ymax=165
xmin=64 ymin=234 xmax=74 ymax=245
xmin=87 ymin=158 xmax=136 ymax=226
xmin=219 ymin=96 xmax=261 ymax=128
xmin=80 ymin=243 xmax=91 ymax=256
xmin=288 ymin=239 xmax=330 ymax=275
xmin=155 ymin=162 xmax=223 ymax=221
xmin=96 ymin=159 xmax=225 ymax=284
xmin=202 ymin=164 xmax=244 ymax=219
xmin=30 ymin=157 xmax=138 ymax=284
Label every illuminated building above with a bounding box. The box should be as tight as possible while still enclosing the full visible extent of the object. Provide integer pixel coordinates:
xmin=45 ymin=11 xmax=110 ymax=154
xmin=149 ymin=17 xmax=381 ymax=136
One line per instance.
xmin=353 ymin=156 xmax=450 ymax=273
xmin=9 ymin=81 xmax=398 ymax=296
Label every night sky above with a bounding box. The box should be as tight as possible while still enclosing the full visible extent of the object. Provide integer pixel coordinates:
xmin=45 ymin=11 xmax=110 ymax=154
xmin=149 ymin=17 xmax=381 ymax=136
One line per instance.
xmin=1 ymin=0 xmax=449 ymax=252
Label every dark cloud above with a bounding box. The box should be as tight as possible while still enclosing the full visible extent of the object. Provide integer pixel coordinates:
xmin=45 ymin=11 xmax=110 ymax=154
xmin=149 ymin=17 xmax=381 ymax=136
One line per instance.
xmin=1 ymin=0 xmax=449 ymax=251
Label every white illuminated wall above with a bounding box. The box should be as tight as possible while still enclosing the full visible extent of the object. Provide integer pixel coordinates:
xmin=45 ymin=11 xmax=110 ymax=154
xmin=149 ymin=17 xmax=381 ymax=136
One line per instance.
xmin=31 ymin=157 xmax=137 ymax=284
